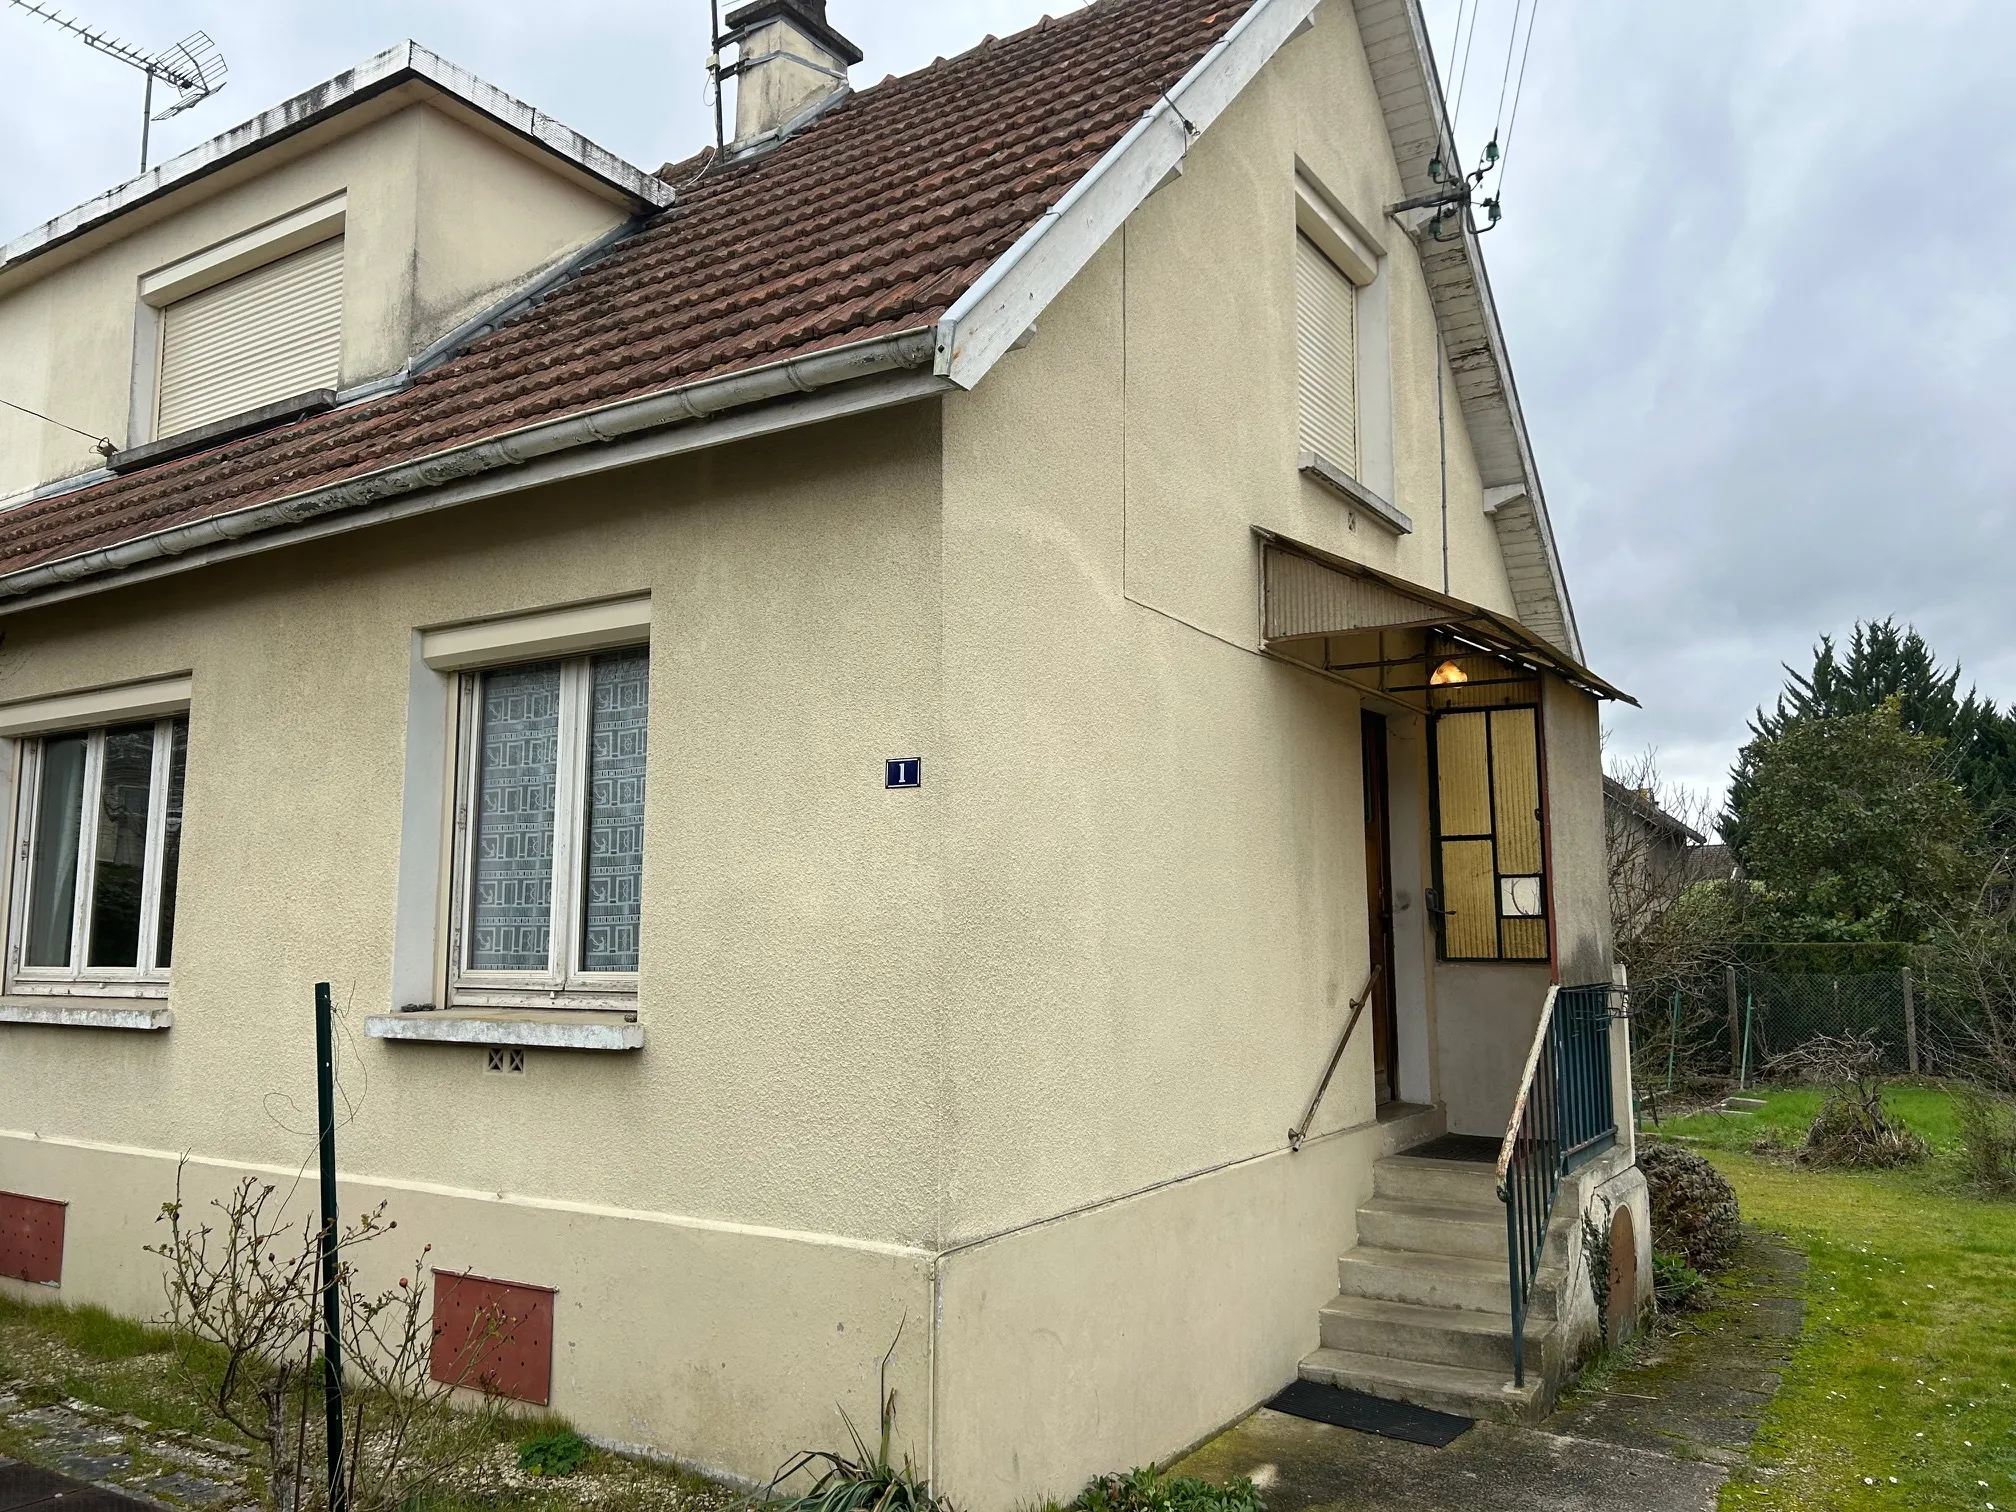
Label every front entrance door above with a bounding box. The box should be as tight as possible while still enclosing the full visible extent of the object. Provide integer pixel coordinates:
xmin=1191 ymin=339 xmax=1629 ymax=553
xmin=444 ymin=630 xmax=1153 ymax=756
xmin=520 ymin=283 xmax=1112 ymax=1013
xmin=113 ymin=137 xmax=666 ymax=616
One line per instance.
xmin=1362 ymin=711 xmax=1401 ymax=1104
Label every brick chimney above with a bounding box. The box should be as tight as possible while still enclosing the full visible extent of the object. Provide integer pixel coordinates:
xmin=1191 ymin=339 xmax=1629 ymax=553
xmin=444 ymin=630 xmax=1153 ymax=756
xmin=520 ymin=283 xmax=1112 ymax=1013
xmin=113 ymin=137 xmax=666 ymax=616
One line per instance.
xmin=720 ymin=0 xmax=862 ymax=149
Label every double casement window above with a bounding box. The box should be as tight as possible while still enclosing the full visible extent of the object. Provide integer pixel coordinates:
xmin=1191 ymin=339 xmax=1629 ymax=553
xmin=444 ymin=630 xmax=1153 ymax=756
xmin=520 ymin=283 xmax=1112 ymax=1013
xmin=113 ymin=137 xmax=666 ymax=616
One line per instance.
xmin=448 ymin=648 xmax=649 ymax=1007
xmin=9 ymin=717 xmax=189 ymax=995
xmin=1429 ymin=705 xmax=1550 ymax=963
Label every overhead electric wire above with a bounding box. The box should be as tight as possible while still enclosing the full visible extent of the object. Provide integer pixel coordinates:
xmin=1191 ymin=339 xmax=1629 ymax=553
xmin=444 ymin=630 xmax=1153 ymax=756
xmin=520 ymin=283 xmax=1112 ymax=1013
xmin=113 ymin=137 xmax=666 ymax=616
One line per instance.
xmin=1443 ymin=0 xmax=1472 ymax=95
xmin=1492 ymin=0 xmax=1544 ymax=201
xmin=1490 ymin=0 xmax=1529 ymax=140
xmin=1449 ymin=0 xmax=1485 ymax=138
xmin=0 ymin=395 xmax=111 ymax=450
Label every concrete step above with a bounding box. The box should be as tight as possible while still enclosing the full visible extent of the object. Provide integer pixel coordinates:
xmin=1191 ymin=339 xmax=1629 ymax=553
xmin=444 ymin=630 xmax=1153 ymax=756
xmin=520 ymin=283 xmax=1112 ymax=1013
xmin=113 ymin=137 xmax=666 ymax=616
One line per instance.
xmin=1336 ymin=1245 xmax=1552 ymax=1317
xmin=1371 ymin=1154 xmax=1500 ymax=1208
xmin=1355 ymin=1194 xmax=1507 ymax=1261
xmin=1298 ymin=1346 xmax=1545 ymax=1422
xmin=1317 ymin=1293 xmax=1519 ymax=1372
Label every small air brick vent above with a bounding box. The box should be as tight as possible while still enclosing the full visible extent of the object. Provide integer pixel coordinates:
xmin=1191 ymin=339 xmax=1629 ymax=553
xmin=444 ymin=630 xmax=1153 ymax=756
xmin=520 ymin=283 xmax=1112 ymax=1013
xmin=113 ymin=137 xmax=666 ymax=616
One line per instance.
xmin=431 ymin=1270 xmax=556 ymax=1404
xmin=0 ymin=1190 xmax=67 ymax=1286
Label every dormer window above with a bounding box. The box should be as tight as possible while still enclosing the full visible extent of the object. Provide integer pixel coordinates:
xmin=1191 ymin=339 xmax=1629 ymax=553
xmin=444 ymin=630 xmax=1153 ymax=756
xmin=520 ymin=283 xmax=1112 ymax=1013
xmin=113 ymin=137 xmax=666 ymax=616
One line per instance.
xmin=134 ymin=195 xmax=348 ymax=447
xmin=155 ymin=237 xmax=344 ymax=438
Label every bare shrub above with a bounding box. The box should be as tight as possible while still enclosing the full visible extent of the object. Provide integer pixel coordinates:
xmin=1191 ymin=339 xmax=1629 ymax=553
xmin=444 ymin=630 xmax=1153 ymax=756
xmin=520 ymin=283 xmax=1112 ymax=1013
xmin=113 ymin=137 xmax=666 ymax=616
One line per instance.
xmin=1920 ymin=878 xmax=2016 ymax=1095
xmin=1606 ymin=746 xmax=1748 ymax=1087
xmin=150 ymin=1168 xmax=505 ymax=1512
xmin=1954 ymin=1085 xmax=2016 ymax=1196
xmin=1767 ymin=1033 xmax=1929 ymax=1169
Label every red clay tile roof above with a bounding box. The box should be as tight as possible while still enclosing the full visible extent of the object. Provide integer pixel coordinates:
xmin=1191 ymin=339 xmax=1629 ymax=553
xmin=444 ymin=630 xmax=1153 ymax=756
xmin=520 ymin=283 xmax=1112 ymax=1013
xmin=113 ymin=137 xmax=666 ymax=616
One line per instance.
xmin=0 ymin=0 xmax=1255 ymax=585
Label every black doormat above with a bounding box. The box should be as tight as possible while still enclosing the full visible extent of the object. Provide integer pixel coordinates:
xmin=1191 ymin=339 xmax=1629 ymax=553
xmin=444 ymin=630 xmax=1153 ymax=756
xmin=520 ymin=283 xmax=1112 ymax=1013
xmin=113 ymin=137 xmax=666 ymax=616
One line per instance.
xmin=1265 ymin=1380 xmax=1474 ymax=1446
xmin=1396 ymin=1133 xmax=1501 ymax=1164
xmin=0 ymin=1459 xmax=155 ymax=1512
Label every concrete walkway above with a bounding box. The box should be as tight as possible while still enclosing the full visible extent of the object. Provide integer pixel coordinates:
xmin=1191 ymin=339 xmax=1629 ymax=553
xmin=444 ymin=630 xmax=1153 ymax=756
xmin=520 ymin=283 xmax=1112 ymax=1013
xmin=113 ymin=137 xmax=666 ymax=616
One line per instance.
xmin=0 ymin=1389 xmax=252 ymax=1512
xmin=1174 ymin=1230 xmax=1805 ymax=1512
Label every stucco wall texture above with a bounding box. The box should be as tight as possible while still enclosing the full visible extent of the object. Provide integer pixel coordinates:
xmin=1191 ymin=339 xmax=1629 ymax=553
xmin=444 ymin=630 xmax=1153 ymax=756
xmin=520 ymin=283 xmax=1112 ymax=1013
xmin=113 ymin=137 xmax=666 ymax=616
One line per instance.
xmin=0 ymin=3 xmax=1619 ymax=1506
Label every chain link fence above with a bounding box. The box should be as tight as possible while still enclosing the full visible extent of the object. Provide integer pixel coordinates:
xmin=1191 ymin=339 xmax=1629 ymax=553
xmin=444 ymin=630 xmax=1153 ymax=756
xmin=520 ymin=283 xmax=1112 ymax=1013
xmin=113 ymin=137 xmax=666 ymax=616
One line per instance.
xmin=1632 ymin=963 xmax=1953 ymax=1092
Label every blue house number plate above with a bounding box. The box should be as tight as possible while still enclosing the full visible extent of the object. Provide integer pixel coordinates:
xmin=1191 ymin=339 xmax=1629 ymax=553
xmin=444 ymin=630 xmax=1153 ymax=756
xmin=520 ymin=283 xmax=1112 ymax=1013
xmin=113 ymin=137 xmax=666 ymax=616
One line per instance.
xmin=886 ymin=758 xmax=922 ymax=789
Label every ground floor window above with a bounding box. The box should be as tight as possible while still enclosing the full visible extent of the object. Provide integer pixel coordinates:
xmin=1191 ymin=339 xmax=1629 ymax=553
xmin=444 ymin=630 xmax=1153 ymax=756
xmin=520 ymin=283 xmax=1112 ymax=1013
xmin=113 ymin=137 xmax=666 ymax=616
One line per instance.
xmin=9 ymin=716 xmax=189 ymax=993
xmin=1429 ymin=705 xmax=1549 ymax=962
xmin=449 ymin=648 xmax=649 ymax=1007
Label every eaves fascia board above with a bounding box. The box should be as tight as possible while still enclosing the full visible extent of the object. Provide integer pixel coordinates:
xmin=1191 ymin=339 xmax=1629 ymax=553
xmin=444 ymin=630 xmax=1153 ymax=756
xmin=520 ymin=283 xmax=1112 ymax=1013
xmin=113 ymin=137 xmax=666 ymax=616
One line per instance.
xmin=0 ymin=41 xmax=673 ymax=278
xmin=0 ymin=330 xmax=946 ymax=614
xmin=1456 ymin=212 xmax=1582 ymax=659
xmin=934 ymin=0 xmax=1323 ymax=389
xmin=1354 ymin=0 xmax=1584 ymax=662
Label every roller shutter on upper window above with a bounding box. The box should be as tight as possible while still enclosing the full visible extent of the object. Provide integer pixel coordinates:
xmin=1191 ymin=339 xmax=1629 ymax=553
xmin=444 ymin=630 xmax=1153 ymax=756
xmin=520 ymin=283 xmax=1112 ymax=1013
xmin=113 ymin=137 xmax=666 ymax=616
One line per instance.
xmin=1295 ymin=232 xmax=1358 ymax=477
xmin=155 ymin=237 xmax=344 ymax=438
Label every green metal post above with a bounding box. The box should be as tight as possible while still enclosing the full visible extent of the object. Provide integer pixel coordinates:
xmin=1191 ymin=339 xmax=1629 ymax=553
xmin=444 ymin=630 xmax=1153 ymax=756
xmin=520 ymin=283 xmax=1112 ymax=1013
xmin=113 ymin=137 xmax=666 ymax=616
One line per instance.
xmin=1666 ymin=988 xmax=1681 ymax=1092
xmin=1738 ymin=991 xmax=1755 ymax=1091
xmin=316 ymin=983 xmax=347 ymax=1512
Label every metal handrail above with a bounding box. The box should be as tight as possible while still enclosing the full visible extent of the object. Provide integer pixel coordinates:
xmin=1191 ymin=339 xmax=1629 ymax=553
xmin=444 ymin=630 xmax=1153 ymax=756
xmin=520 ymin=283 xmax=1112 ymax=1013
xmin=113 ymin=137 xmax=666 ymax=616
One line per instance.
xmin=1288 ymin=963 xmax=1384 ymax=1151
xmin=1495 ymin=984 xmax=1561 ymax=1186
xmin=1495 ymin=983 xmax=1620 ymax=1386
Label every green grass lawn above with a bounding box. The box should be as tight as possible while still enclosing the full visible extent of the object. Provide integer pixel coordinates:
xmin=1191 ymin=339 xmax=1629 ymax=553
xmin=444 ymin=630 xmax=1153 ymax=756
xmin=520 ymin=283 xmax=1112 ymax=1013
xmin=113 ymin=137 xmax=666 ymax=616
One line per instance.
xmin=1649 ymin=1087 xmax=2016 ymax=1511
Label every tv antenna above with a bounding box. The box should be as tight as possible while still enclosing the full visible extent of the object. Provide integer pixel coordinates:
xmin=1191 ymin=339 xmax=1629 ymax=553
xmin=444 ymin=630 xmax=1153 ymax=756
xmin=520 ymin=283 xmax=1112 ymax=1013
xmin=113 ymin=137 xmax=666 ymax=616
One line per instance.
xmin=5 ymin=1 xmax=227 ymax=174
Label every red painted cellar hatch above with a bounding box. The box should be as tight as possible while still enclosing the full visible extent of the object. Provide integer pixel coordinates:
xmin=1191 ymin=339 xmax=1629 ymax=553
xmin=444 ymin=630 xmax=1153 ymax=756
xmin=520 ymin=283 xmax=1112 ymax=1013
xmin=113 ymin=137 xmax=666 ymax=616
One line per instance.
xmin=0 ymin=1191 xmax=65 ymax=1286
xmin=430 ymin=1270 xmax=556 ymax=1405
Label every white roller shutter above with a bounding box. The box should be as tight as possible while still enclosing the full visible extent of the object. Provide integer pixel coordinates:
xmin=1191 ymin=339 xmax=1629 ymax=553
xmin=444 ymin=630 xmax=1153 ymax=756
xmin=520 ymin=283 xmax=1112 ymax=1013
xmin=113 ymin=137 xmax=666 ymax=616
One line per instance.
xmin=1295 ymin=232 xmax=1358 ymax=477
xmin=156 ymin=238 xmax=344 ymax=438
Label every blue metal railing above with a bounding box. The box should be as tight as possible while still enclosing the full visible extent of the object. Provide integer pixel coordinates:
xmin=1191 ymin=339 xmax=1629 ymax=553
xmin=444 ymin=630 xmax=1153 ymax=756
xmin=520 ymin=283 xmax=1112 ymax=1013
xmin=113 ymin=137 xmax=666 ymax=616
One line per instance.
xmin=1494 ymin=983 xmax=1621 ymax=1386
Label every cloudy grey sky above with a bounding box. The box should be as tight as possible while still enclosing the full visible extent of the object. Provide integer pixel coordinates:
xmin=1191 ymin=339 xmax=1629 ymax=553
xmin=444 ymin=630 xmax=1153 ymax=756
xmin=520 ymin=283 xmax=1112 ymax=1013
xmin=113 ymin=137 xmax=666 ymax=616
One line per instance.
xmin=4 ymin=0 xmax=2012 ymax=815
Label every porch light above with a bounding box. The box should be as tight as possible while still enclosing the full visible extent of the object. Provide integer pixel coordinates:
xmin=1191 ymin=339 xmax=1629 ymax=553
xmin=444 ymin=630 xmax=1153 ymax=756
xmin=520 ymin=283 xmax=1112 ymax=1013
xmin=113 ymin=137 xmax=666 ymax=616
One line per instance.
xmin=1430 ymin=659 xmax=1469 ymax=686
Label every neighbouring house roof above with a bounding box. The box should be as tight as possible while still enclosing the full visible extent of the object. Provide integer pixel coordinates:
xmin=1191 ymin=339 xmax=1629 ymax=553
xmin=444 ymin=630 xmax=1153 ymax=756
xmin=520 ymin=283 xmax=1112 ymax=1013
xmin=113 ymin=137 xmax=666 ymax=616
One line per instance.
xmin=1602 ymin=777 xmax=1708 ymax=846
xmin=0 ymin=0 xmax=1576 ymax=651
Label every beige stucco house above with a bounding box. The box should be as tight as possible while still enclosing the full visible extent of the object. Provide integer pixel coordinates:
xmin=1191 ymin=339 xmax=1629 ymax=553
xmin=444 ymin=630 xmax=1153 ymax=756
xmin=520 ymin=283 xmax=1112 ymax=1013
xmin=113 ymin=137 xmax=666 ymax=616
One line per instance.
xmin=0 ymin=0 xmax=1651 ymax=1504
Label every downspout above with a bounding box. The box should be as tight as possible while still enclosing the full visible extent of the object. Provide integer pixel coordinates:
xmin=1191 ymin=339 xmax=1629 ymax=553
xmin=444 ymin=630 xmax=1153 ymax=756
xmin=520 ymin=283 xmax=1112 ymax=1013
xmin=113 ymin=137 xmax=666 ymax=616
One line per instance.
xmin=1536 ymin=691 xmax=1560 ymax=984
xmin=1437 ymin=332 xmax=1449 ymax=595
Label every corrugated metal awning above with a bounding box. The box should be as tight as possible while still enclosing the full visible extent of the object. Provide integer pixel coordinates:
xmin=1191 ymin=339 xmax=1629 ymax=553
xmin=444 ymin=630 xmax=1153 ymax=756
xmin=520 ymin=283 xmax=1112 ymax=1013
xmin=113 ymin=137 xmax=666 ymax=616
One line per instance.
xmin=1257 ymin=529 xmax=1636 ymax=704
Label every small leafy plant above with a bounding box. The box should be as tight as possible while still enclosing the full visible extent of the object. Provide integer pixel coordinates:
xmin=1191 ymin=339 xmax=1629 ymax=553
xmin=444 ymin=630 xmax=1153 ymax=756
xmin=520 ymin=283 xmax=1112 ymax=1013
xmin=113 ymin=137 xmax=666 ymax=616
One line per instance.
xmin=765 ymin=1327 xmax=947 ymax=1512
xmin=518 ymin=1427 xmax=591 ymax=1478
xmin=1652 ymin=1249 xmax=1709 ymax=1311
xmin=1070 ymin=1467 xmax=1264 ymax=1512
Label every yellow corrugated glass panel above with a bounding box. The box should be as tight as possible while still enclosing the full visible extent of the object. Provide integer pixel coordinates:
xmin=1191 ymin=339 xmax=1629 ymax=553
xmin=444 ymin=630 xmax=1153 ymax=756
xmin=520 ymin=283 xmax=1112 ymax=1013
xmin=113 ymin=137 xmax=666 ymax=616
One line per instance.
xmin=1441 ymin=838 xmax=1499 ymax=958
xmin=1435 ymin=712 xmax=1492 ymax=836
xmin=1490 ymin=707 xmax=1542 ymax=875
xmin=1502 ymin=918 xmax=1549 ymax=961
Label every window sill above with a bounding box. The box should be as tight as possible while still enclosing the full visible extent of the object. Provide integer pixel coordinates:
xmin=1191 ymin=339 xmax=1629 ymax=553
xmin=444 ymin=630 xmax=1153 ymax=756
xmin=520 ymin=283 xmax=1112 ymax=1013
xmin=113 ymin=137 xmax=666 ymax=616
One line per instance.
xmin=1299 ymin=451 xmax=1414 ymax=535
xmin=0 ymin=999 xmax=173 ymax=1031
xmin=110 ymin=389 xmax=338 ymax=474
xmin=365 ymin=1009 xmax=643 ymax=1052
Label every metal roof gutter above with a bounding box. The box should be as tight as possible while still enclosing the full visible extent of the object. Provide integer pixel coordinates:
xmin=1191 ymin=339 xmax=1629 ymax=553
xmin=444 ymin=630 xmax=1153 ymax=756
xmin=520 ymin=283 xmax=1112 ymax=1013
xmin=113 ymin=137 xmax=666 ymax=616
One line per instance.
xmin=0 ymin=329 xmax=945 ymax=615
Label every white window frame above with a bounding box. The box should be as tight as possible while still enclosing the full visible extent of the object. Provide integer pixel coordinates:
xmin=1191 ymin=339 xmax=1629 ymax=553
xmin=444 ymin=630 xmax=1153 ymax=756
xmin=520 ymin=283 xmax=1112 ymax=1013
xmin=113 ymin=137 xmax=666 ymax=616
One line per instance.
xmin=445 ymin=648 xmax=646 ymax=1011
xmin=6 ymin=716 xmax=186 ymax=1000
xmin=1293 ymin=167 xmax=1399 ymax=522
